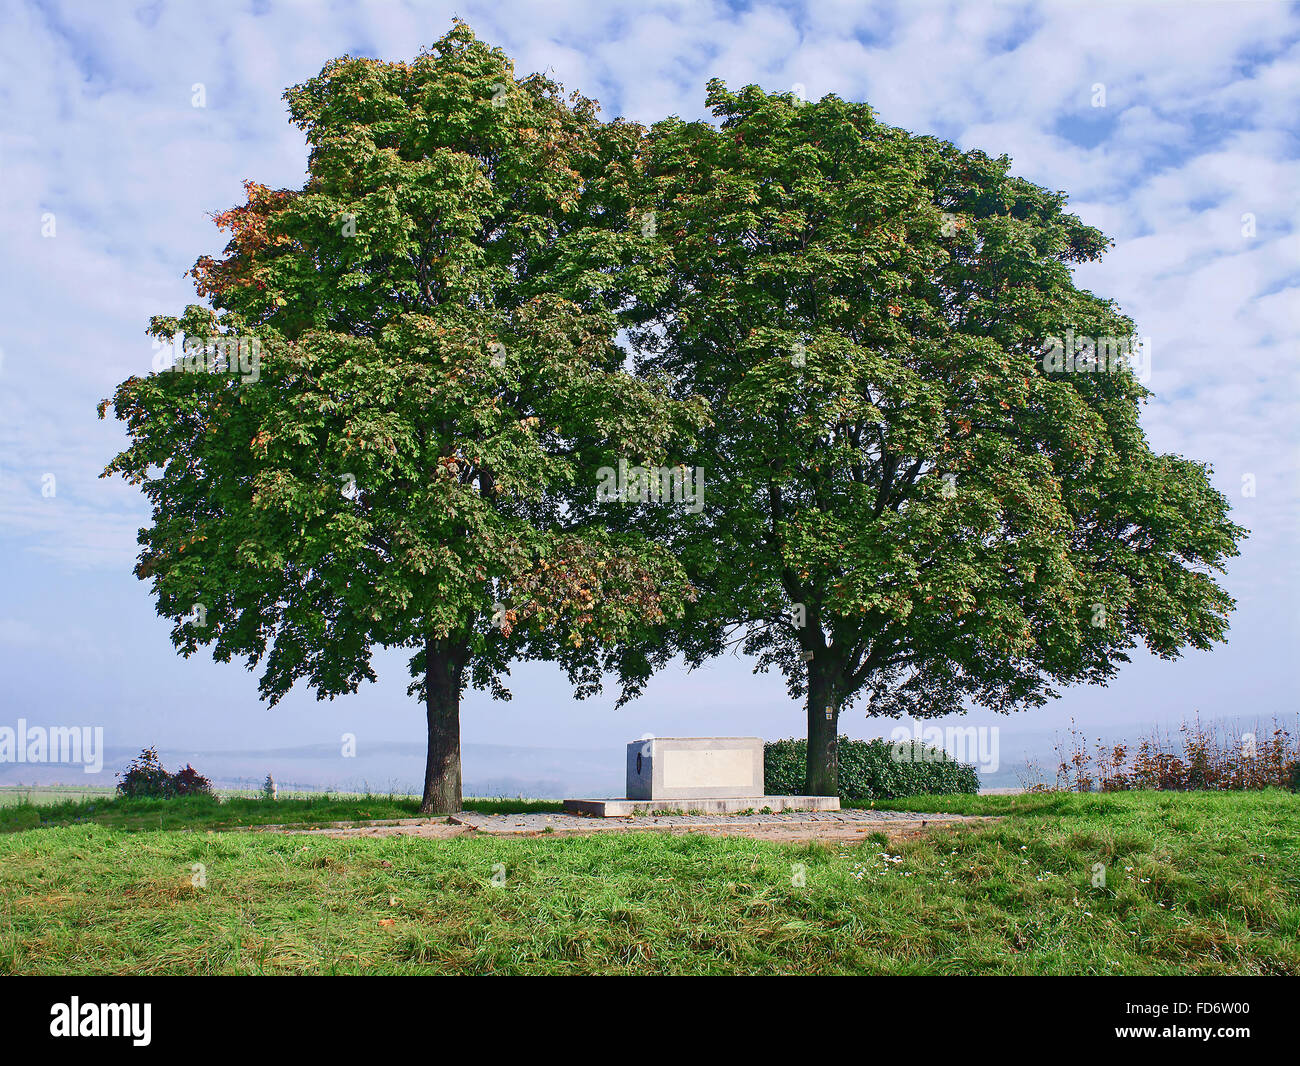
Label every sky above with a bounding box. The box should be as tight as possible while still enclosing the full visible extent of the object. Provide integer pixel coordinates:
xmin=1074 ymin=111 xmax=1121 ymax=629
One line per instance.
xmin=0 ymin=0 xmax=1297 ymax=790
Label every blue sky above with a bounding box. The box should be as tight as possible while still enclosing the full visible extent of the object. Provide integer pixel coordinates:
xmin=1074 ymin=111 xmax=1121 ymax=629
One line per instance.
xmin=1 ymin=0 xmax=1297 ymax=785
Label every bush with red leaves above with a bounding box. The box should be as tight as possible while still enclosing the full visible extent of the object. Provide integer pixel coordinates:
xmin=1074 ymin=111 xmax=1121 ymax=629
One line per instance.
xmin=116 ymin=747 xmax=216 ymax=799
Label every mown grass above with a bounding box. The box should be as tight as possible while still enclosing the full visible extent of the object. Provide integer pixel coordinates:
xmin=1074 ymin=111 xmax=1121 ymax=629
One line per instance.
xmin=0 ymin=790 xmax=1295 ymax=974
xmin=0 ymin=793 xmax=563 ymax=834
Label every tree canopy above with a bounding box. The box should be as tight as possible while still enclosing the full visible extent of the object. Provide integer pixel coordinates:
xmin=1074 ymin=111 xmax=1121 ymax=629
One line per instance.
xmin=100 ymin=23 xmax=705 ymax=812
xmin=610 ymin=81 xmax=1243 ymax=792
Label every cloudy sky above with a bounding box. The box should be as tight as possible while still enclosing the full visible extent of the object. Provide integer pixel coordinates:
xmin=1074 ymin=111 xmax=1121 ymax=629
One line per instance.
xmin=1 ymin=0 xmax=1296 ymax=785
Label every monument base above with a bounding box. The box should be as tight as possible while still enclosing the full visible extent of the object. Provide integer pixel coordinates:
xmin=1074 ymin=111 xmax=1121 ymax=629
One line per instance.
xmin=562 ymin=795 xmax=840 ymax=818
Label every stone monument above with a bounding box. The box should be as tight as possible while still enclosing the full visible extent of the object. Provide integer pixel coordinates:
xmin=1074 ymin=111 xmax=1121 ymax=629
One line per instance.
xmin=563 ymin=736 xmax=841 ymax=817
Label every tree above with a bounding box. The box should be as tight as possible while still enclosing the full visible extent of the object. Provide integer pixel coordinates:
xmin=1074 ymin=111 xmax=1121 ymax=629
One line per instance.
xmin=619 ymin=82 xmax=1244 ymax=795
xmin=99 ymin=23 xmax=705 ymax=814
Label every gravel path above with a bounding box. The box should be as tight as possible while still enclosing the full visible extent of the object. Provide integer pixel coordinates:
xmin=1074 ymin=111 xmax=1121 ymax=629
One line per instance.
xmin=268 ymin=807 xmax=992 ymax=844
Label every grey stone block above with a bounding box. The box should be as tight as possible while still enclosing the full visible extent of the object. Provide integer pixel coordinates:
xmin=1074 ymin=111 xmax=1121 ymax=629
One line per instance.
xmin=626 ymin=736 xmax=764 ymax=800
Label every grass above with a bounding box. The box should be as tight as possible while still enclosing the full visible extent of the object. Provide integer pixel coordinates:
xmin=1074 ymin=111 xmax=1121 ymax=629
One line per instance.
xmin=0 ymin=792 xmax=563 ymax=834
xmin=0 ymin=786 xmax=115 ymax=807
xmin=0 ymin=789 xmax=1295 ymax=974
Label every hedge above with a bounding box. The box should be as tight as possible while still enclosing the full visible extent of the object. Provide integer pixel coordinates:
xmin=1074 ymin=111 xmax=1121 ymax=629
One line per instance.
xmin=765 ymin=735 xmax=980 ymax=800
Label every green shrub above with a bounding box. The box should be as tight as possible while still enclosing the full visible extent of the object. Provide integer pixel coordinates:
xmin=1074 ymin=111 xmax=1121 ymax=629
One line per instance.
xmin=115 ymin=747 xmax=215 ymax=800
xmin=1287 ymin=760 xmax=1300 ymax=794
xmin=765 ymin=735 xmax=979 ymax=800
xmin=116 ymin=746 xmax=174 ymax=799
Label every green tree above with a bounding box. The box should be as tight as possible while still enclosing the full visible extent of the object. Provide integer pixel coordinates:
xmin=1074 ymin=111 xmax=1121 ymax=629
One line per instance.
xmin=621 ymin=82 xmax=1243 ymax=795
xmin=99 ymin=23 xmax=704 ymax=814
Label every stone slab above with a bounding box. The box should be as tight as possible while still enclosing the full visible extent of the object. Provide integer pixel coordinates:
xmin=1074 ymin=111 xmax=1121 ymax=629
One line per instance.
xmin=627 ymin=736 xmax=765 ymax=799
xmin=563 ymin=795 xmax=840 ymax=817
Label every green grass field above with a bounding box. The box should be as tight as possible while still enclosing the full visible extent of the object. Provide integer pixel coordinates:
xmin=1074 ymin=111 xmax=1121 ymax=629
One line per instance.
xmin=0 ymin=790 xmax=1295 ymax=974
xmin=0 ymin=786 xmax=115 ymax=807
xmin=0 ymin=790 xmax=562 ymax=833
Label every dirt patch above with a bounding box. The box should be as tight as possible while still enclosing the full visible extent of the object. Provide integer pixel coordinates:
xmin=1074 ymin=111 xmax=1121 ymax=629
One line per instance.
xmin=260 ymin=810 xmax=995 ymax=845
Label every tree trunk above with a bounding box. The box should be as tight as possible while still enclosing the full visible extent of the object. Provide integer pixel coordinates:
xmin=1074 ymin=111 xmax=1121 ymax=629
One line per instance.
xmin=420 ymin=637 xmax=464 ymax=815
xmin=804 ymin=656 xmax=840 ymax=796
